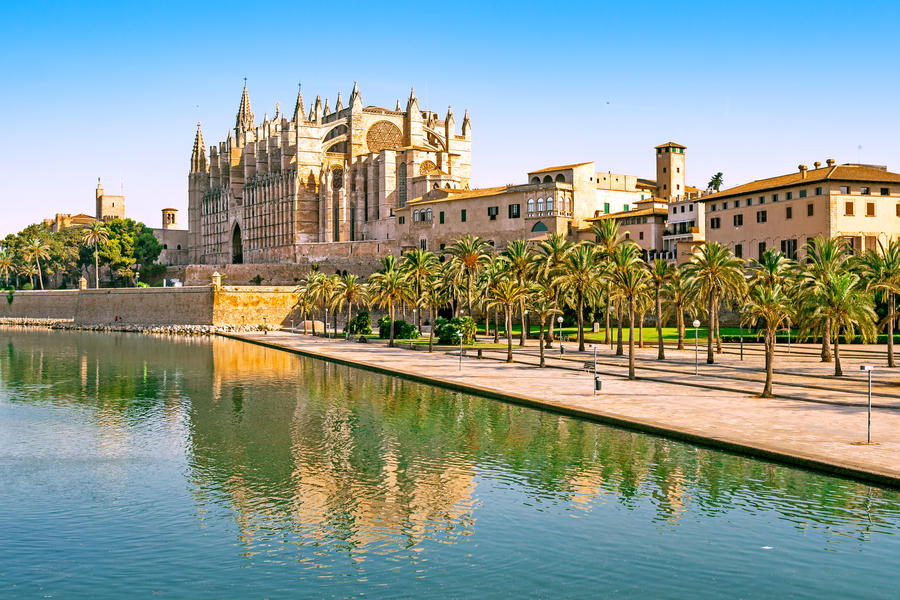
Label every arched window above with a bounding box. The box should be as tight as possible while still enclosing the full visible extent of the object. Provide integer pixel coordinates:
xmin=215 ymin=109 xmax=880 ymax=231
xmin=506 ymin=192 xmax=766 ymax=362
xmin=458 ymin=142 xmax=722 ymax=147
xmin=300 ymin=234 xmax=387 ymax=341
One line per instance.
xmin=425 ymin=208 xmax=432 ymax=221
xmin=555 ymin=174 xmax=566 ymax=183
xmin=531 ymin=221 xmax=548 ymax=232
xmin=537 ymin=197 xmax=545 ymax=213
xmin=542 ymin=175 xmax=552 ymax=183
xmin=413 ymin=210 xmax=419 ymax=222
xmin=527 ymin=198 xmax=535 ymax=213
xmin=546 ymin=196 xmax=554 ymax=212
xmin=565 ymin=196 xmax=571 ymax=213
xmin=398 ymin=163 xmax=407 ymax=207
xmin=530 ymin=176 xmax=540 ymax=184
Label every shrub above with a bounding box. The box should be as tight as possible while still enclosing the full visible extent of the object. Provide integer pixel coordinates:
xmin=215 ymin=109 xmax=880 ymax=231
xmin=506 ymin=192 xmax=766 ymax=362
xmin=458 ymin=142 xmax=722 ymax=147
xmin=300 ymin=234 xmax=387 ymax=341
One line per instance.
xmin=436 ymin=316 xmax=477 ymax=345
xmin=378 ymin=315 xmax=419 ymax=339
xmin=7 ymin=289 xmax=13 ymax=305
xmin=21 ymin=283 xmax=33 ymax=291
xmin=346 ymin=311 xmax=373 ymax=335
xmin=137 ymin=282 xmax=150 ymax=288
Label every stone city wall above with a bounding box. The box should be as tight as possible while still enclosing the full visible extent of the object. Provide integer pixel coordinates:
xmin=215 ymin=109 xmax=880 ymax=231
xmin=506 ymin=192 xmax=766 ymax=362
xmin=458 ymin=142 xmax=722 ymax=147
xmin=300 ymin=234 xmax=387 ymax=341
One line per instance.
xmin=75 ymin=287 xmax=215 ymax=326
xmin=213 ymin=286 xmax=301 ymax=327
xmin=0 ymin=290 xmax=80 ymax=319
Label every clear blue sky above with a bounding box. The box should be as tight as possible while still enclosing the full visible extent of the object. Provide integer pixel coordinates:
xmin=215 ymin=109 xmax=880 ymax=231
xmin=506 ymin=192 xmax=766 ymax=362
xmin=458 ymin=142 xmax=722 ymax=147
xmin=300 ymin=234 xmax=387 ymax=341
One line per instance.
xmin=2 ymin=0 xmax=899 ymax=236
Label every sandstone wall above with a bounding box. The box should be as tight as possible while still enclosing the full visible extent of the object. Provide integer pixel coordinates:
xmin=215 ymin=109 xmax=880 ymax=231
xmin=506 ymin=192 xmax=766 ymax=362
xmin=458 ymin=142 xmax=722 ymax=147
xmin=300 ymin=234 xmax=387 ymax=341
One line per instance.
xmin=75 ymin=287 xmax=214 ymax=326
xmin=213 ymin=286 xmax=302 ymax=327
xmin=0 ymin=290 xmax=80 ymax=319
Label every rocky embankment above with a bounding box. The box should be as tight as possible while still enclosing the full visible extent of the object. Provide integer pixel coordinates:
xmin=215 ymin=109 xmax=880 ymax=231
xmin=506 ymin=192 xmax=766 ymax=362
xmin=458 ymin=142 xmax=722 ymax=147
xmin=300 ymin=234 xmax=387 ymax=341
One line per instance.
xmin=0 ymin=318 xmax=272 ymax=335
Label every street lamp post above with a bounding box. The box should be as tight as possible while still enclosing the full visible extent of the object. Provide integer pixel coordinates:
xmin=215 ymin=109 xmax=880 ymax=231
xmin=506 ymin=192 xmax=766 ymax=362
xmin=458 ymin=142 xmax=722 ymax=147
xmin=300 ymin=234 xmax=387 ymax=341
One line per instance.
xmin=590 ymin=344 xmax=601 ymax=395
xmin=693 ymin=319 xmax=701 ymax=375
xmin=861 ymin=365 xmax=874 ymax=443
xmin=786 ymin=320 xmax=791 ymax=354
xmin=523 ymin=310 xmax=529 ymax=341
xmin=739 ymin=322 xmax=744 ymax=361
xmin=263 ymin=316 xmax=267 ymax=336
xmin=457 ymin=331 xmax=464 ymax=372
xmin=558 ymin=316 xmax=564 ymax=359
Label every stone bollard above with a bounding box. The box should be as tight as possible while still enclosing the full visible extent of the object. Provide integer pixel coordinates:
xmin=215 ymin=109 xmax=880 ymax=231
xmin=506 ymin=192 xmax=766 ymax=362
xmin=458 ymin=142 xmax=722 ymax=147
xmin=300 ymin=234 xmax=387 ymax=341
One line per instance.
xmin=211 ymin=271 xmax=222 ymax=288
xmin=79 ymin=276 xmax=88 ymax=291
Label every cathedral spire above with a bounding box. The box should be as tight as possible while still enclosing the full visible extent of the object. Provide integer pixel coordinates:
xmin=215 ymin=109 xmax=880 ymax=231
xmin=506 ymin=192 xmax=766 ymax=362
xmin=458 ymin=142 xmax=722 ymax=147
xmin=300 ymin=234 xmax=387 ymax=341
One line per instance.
xmin=313 ymin=95 xmax=323 ymax=123
xmin=349 ymin=81 xmax=362 ymax=109
xmin=395 ymin=99 xmax=401 ymax=112
xmin=323 ymin=97 xmax=331 ymax=115
xmin=293 ymin=84 xmax=305 ymax=123
xmin=191 ymin=122 xmax=207 ymax=173
xmin=462 ymin=108 xmax=471 ymax=137
xmin=335 ymin=91 xmax=344 ymax=112
xmin=406 ymin=87 xmax=419 ymax=113
xmin=235 ymin=80 xmax=254 ymax=132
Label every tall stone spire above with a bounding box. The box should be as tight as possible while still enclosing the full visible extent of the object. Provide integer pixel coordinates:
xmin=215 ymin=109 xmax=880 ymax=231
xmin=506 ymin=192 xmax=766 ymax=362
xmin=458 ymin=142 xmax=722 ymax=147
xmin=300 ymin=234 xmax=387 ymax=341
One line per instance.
xmin=406 ymin=87 xmax=419 ymax=114
xmin=349 ymin=81 xmax=362 ymax=109
xmin=313 ymin=95 xmax=323 ymax=124
xmin=235 ymin=80 xmax=254 ymax=132
xmin=395 ymin=99 xmax=401 ymax=112
xmin=323 ymin=97 xmax=331 ymax=115
xmin=462 ymin=108 xmax=471 ymax=137
xmin=293 ymin=84 xmax=306 ymax=123
xmin=335 ymin=91 xmax=344 ymax=112
xmin=191 ymin=122 xmax=207 ymax=173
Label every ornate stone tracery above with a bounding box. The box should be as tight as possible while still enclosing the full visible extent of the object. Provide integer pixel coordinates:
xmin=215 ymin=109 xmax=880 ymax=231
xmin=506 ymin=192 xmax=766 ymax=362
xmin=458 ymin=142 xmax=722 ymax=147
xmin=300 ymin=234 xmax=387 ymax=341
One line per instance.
xmin=419 ymin=160 xmax=438 ymax=176
xmin=365 ymin=120 xmax=403 ymax=153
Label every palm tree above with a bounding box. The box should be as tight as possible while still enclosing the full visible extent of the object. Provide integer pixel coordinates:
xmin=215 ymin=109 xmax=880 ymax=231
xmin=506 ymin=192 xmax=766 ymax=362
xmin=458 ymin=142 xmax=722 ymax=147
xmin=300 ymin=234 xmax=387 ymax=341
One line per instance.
xmin=683 ymin=242 xmax=747 ymax=364
xmin=536 ymin=233 xmax=572 ymax=348
xmin=294 ymin=288 xmax=315 ymax=335
xmin=805 ymin=271 xmax=877 ymax=376
xmin=23 ymin=237 xmax=50 ymax=290
xmin=401 ymin=248 xmax=440 ymax=331
xmin=503 ymin=240 xmax=536 ymax=346
xmin=446 ymin=235 xmax=491 ymax=317
xmin=423 ymin=273 xmax=449 ymax=352
xmin=369 ymin=260 xmax=412 ymax=348
xmin=708 ymin=172 xmax=724 ymax=191
xmin=528 ymin=284 xmax=560 ymax=368
xmin=480 ymin=256 xmax=508 ymax=343
xmin=647 ymin=259 xmax=676 ymax=359
xmin=81 ymin=221 xmax=109 ymax=289
xmin=296 ymin=272 xmax=324 ymax=335
xmin=332 ymin=273 xmax=368 ymax=338
xmin=741 ymin=282 xmax=793 ymax=398
xmin=554 ymin=243 xmax=603 ymax=351
xmin=591 ymin=220 xmax=622 ymax=344
xmin=607 ymin=243 xmax=649 ymax=379
xmin=19 ymin=264 xmax=38 ymax=289
xmin=797 ymin=236 xmax=847 ymax=362
xmin=487 ymin=279 xmax=529 ymax=362
xmin=857 ymin=238 xmax=900 ymax=367
xmin=663 ymin=269 xmax=691 ymax=350
xmin=0 ymin=252 xmax=12 ymax=288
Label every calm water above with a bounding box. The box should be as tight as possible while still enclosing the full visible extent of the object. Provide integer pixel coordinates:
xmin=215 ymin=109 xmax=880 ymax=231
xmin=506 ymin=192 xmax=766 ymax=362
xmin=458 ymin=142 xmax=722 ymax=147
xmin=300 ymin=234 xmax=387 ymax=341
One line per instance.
xmin=1 ymin=330 xmax=899 ymax=599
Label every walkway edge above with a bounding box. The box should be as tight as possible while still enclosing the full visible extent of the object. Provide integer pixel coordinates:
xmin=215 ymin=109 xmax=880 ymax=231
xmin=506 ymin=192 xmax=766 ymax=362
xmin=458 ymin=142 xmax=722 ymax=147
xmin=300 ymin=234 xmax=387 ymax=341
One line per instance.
xmin=220 ymin=333 xmax=900 ymax=490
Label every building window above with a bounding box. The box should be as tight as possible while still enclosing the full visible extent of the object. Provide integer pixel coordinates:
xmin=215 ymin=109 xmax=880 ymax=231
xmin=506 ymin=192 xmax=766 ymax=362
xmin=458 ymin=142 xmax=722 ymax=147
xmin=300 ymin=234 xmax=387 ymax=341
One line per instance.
xmin=710 ymin=204 xmax=716 ymax=212
xmin=546 ymin=196 xmax=554 ymax=212
xmin=815 ymin=187 xmax=823 ymax=195
xmin=680 ymin=205 xmax=685 ymax=213
xmin=527 ymin=198 xmax=535 ymax=213
xmin=881 ymin=187 xmax=890 ymax=196
xmin=758 ymin=241 xmax=766 ymax=257
xmin=722 ymin=202 xmax=728 ymax=209
xmin=420 ymin=239 xmax=427 ymax=250
xmin=733 ymin=214 xmax=743 ymax=226
xmin=759 ymin=196 xmax=766 ymax=204
xmin=867 ymin=202 xmax=875 ymax=217
xmin=787 ymin=192 xmax=793 ymax=200
xmin=625 ymin=233 xmax=630 ymax=239
xmin=808 ymin=203 xmax=814 ymax=217
xmin=425 ymin=208 xmax=432 ymax=221
xmin=735 ymin=243 xmax=743 ymax=258
xmin=440 ymin=243 xmax=445 ymax=251
xmin=710 ymin=217 xmax=721 ymax=229
xmin=845 ymin=201 xmax=854 ymax=216
xmin=531 ymin=221 xmax=548 ymax=232
xmin=399 ymin=216 xmax=405 ymax=224
xmin=488 ymin=206 xmax=499 ymax=220
xmin=840 ymin=186 xmax=850 ymax=194
xmin=689 ymin=204 xmax=694 ymax=211
xmin=861 ymin=187 xmax=871 ymax=195
xmin=746 ymin=198 xmax=753 ymax=206
xmin=786 ymin=206 xmax=792 ymax=219
xmin=639 ymin=231 xmax=644 ymax=240
xmin=756 ymin=210 xmax=767 ymax=223
xmin=604 ymin=202 xmax=610 ymax=214
xmin=461 ymin=209 xmax=467 ymax=222
xmin=623 ymin=204 xmax=629 ymax=212
xmin=439 ymin=211 xmax=444 ymax=224
xmin=537 ymin=198 xmax=544 ymax=213
xmin=509 ymin=204 xmax=520 ymax=218
xmin=780 ymin=239 xmax=798 ymax=260
xmin=671 ymin=206 xmax=677 ymax=214
xmin=896 ymin=204 xmax=900 ymax=217
xmin=773 ymin=194 xmax=779 ymax=202
xmin=413 ymin=210 xmax=419 ymax=222
xmin=397 ymin=163 xmax=407 ymax=207
xmin=799 ymin=189 xmax=807 ymax=198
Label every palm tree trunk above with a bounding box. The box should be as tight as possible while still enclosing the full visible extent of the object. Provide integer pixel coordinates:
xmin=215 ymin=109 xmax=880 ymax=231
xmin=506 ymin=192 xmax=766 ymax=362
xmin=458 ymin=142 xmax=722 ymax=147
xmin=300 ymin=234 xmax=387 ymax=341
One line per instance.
xmin=506 ymin=306 xmax=513 ymax=363
xmin=628 ymin=296 xmax=636 ymax=380
xmin=577 ymin=292 xmax=585 ymax=352
xmin=821 ymin=317 xmax=832 ymax=362
xmin=714 ymin=298 xmax=722 ymax=354
xmin=656 ymin=288 xmax=665 ymax=359
xmin=519 ymin=297 xmax=526 ymax=347
xmin=36 ymin=258 xmax=44 ymax=290
xmin=639 ymin=312 xmax=645 ymax=348
xmin=604 ymin=291 xmax=611 ymax=345
xmin=494 ymin=308 xmax=500 ymax=344
xmin=467 ymin=272 xmax=473 ymax=316
xmin=346 ymin=305 xmax=353 ymax=339
xmin=324 ymin=308 xmax=329 ymax=338
xmin=616 ymin=301 xmax=623 ymax=356
xmin=762 ymin=329 xmax=774 ymax=398
xmin=707 ymin=292 xmax=715 ymax=364
xmin=833 ymin=332 xmax=842 ymax=376
xmin=677 ymin=306 xmax=685 ymax=350
xmin=94 ymin=249 xmax=100 ymax=288
xmin=429 ymin=305 xmax=435 ymax=352
xmin=389 ymin=302 xmax=396 ymax=348
xmin=484 ymin=308 xmax=489 ymax=341
xmin=888 ymin=293 xmax=895 ymax=367
xmin=539 ymin=320 xmax=546 ymax=367
xmin=548 ymin=290 xmax=559 ymax=348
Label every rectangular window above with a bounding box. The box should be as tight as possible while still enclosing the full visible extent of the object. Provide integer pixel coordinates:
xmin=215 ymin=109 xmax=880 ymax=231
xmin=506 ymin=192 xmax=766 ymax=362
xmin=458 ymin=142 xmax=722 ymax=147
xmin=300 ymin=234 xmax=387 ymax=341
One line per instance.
xmin=758 ymin=241 xmax=766 ymax=257
xmin=508 ymin=203 xmax=520 ymax=218
xmin=733 ymin=214 xmax=743 ymax=226
xmin=787 ymin=192 xmax=793 ymax=200
xmin=799 ymin=189 xmax=807 ymax=198
xmin=759 ymin=196 xmax=766 ymax=204
xmin=861 ymin=187 xmax=871 ymax=195
xmin=710 ymin=204 xmax=717 ymax=212
xmin=398 ymin=216 xmax=405 ymax=224
xmin=639 ymin=231 xmax=644 ymax=240
xmin=867 ymin=202 xmax=875 ymax=217
xmin=896 ymin=204 xmax=900 ymax=217
xmin=773 ymin=193 xmax=779 ymax=202
xmin=786 ymin=206 xmax=792 ymax=219
xmin=722 ymin=202 xmax=728 ymax=209
xmin=747 ymin=198 xmax=753 ymax=206
xmin=710 ymin=217 xmax=721 ymax=229
xmin=807 ymin=203 xmax=814 ymax=216
xmin=461 ymin=209 xmax=467 ymax=222
xmin=689 ymin=204 xmax=694 ymax=211
xmin=487 ymin=206 xmax=498 ymax=220
xmin=439 ymin=211 xmax=444 ymax=224
xmin=672 ymin=206 xmax=677 ymax=214
xmin=840 ymin=186 xmax=850 ymax=194
xmin=440 ymin=243 xmax=445 ymax=251
xmin=780 ymin=239 xmax=798 ymax=260
xmin=756 ymin=210 xmax=767 ymax=223
xmin=420 ymin=239 xmax=427 ymax=250
xmin=604 ymin=202 xmax=610 ymax=214
xmin=735 ymin=243 xmax=743 ymax=259
xmin=680 ymin=205 xmax=685 ymax=213
xmin=845 ymin=202 xmax=854 ymax=216
xmin=815 ymin=187 xmax=823 ymax=195
xmin=881 ymin=187 xmax=890 ymax=196
xmin=623 ymin=204 xmax=629 ymax=211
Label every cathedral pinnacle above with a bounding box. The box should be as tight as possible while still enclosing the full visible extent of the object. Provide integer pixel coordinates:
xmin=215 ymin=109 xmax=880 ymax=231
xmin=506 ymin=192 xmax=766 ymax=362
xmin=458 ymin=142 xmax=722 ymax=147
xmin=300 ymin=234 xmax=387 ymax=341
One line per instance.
xmin=323 ymin=97 xmax=331 ymax=115
xmin=335 ymin=91 xmax=344 ymax=112
xmin=191 ymin=122 xmax=208 ymax=173
xmin=395 ymin=99 xmax=401 ymax=112
xmin=293 ymin=83 xmax=306 ymax=123
xmin=406 ymin=87 xmax=419 ymax=113
xmin=462 ymin=108 xmax=471 ymax=136
xmin=350 ymin=81 xmax=362 ymax=108
xmin=235 ymin=81 xmax=254 ymax=132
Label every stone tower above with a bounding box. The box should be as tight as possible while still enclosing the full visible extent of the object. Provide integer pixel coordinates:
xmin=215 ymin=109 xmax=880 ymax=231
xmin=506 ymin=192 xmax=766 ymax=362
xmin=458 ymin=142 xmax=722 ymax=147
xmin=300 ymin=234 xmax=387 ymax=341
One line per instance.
xmin=161 ymin=208 xmax=178 ymax=230
xmin=655 ymin=142 xmax=686 ymax=200
xmin=95 ymin=178 xmax=125 ymax=221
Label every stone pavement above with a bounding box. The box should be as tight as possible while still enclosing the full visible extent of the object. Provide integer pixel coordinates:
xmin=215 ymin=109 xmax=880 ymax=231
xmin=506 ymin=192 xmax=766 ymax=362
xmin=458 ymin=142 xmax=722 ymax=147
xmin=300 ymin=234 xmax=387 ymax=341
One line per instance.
xmin=227 ymin=331 xmax=900 ymax=487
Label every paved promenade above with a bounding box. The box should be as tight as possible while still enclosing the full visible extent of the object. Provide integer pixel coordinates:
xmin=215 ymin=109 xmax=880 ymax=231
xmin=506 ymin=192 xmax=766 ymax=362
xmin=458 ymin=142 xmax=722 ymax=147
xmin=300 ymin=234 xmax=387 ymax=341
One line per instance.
xmin=227 ymin=331 xmax=900 ymax=487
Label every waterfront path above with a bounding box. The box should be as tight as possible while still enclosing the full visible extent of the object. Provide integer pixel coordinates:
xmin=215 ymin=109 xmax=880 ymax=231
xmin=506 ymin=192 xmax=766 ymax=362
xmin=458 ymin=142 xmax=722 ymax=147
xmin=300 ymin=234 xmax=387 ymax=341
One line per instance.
xmin=226 ymin=331 xmax=900 ymax=487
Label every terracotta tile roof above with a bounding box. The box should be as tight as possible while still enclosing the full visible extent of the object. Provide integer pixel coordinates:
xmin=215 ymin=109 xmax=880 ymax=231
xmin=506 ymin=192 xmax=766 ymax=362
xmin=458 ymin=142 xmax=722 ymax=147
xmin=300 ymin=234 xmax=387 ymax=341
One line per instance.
xmin=403 ymin=186 xmax=510 ymax=207
xmin=528 ymin=162 xmax=593 ymax=174
xmin=585 ymin=206 xmax=669 ymax=221
xmin=655 ymin=142 xmax=686 ymax=149
xmin=685 ymin=185 xmax=701 ymax=193
xmin=700 ymin=164 xmax=900 ymax=201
